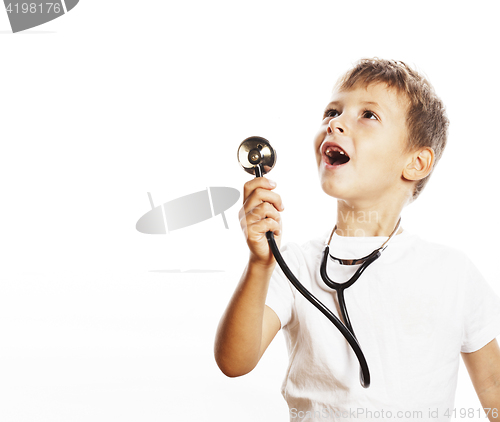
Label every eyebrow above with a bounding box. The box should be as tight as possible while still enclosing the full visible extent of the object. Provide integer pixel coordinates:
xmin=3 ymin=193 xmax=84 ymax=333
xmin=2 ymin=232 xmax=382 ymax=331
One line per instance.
xmin=323 ymin=100 xmax=385 ymax=115
xmin=324 ymin=101 xmax=340 ymax=109
xmin=361 ymin=100 xmax=387 ymax=114
xmin=360 ymin=101 xmax=381 ymax=108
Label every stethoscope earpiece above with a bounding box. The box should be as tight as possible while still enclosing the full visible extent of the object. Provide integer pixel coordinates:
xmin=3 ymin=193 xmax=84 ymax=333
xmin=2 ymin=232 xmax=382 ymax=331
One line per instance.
xmin=237 ymin=136 xmax=277 ymax=176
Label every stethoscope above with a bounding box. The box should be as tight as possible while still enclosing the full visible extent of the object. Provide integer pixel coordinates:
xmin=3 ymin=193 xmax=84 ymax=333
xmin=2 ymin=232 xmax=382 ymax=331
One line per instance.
xmin=237 ymin=136 xmax=401 ymax=389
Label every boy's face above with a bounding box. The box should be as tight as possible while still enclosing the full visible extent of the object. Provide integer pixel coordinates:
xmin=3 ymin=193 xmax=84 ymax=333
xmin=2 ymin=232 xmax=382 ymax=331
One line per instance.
xmin=314 ymin=82 xmax=414 ymax=206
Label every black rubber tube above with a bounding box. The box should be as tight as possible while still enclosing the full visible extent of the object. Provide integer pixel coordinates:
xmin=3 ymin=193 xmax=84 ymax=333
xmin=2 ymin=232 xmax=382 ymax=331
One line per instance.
xmin=321 ymin=247 xmax=380 ymax=290
xmin=253 ymin=166 xmax=370 ymax=387
xmin=266 ymin=231 xmax=370 ymax=388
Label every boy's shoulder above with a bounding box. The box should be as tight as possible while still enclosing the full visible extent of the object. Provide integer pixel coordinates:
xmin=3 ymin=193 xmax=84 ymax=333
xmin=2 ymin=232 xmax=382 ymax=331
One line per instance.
xmin=406 ymin=230 xmax=466 ymax=254
xmin=403 ymin=231 xmax=473 ymax=265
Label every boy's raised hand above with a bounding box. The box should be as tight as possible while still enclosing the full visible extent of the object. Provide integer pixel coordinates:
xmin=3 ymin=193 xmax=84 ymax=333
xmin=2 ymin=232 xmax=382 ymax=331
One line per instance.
xmin=239 ymin=177 xmax=284 ymax=267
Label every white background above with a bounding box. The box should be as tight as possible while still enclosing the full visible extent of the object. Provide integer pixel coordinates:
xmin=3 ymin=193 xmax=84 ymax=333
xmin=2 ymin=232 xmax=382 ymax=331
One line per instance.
xmin=0 ymin=1 xmax=499 ymax=421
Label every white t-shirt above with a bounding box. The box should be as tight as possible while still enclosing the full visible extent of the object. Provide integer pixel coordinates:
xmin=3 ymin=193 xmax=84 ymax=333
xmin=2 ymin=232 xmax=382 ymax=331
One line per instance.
xmin=265 ymin=230 xmax=500 ymax=422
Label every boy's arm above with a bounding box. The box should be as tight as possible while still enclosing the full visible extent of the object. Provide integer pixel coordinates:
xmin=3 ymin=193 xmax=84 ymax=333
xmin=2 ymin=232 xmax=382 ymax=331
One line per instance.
xmin=462 ymin=339 xmax=500 ymax=421
xmin=214 ymin=262 xmax=281 ymax=377
xmin=214 ymin=177 xmax=284 ymax=377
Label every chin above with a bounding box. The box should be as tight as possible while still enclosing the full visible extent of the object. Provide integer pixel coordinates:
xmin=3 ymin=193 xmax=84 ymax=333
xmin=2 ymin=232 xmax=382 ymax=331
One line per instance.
xmin=319 ymin=177 xmax=349 ymax=200
xmin=319 ymin=175 xmax=367 ymax=207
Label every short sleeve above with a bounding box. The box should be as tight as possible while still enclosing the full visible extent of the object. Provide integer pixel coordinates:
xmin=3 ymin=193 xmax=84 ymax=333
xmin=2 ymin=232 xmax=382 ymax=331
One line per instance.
xmin=265 ymin=242 xmax=297 ymax=329
xmin=461 ymin=257 xmax=500 ymax=353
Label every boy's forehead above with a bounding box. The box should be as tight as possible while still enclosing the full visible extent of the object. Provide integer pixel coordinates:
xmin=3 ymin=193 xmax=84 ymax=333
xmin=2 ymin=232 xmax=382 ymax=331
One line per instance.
xmin=328 ymin=82 xmax=408 ymax=109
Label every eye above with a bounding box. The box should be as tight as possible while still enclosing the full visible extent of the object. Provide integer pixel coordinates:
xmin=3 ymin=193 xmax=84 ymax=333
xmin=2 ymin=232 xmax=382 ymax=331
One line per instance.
xmin=362 ymin=110 xmax=378 ymax=120
xmin=324 ymin=108 xmax=340 ymax=119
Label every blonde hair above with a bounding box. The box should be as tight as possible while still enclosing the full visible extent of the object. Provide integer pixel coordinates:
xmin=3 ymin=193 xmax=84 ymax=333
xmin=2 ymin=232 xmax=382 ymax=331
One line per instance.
xmin=336 ymin=58 xmax=449 ymax=200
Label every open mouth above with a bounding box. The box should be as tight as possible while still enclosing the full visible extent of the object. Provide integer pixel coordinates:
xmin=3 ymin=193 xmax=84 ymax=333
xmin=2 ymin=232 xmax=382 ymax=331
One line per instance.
xmin=324 ymin=145 xmax=350 ymax=166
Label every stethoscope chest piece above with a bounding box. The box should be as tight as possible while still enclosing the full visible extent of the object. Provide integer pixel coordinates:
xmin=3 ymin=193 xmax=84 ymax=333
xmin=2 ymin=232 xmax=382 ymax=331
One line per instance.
xmin=237 ymin=136 xmax=277 ymax=176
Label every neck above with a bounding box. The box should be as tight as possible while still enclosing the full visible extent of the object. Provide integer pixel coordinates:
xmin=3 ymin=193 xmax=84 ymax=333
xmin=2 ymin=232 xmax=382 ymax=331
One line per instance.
xmin=335 ymin=199 xmax=403 ymax=237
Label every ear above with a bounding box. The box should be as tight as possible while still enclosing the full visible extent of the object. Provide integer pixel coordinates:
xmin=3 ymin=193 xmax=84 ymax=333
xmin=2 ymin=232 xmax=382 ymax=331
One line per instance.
xmin=403 ymin=147 xmax=435 ymax=181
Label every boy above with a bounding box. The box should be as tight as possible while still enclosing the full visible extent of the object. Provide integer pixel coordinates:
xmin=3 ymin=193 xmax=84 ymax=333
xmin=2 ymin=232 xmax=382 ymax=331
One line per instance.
xmin=214 ymin=58 xmax=500 ymax=421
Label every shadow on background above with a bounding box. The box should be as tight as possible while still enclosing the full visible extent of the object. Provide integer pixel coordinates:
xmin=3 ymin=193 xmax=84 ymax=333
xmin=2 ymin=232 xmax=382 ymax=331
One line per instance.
xmin=149 ymin=269 xmax=225 ymax=273
xmin=0 ymin=30 xmax=55 ymax=33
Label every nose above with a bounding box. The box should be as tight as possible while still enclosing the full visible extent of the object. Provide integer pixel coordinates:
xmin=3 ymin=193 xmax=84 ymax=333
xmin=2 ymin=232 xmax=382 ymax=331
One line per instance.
xmin=327 ymin=118 xmax=345 ymax=135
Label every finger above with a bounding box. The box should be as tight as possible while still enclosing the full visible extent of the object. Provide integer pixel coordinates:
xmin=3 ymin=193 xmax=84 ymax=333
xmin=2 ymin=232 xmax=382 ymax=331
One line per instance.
xmin=241 ymin=204 xmax=282 ymax=240
xmin=243 ymin=188 xmax=285 ymax=214
xmin=243 ymin=177 xmax=277 ymax=202
xmin=243 ymin=202 xmax=282 ymax=226
xmin=247 ymin=216 xmax=282 ymax=238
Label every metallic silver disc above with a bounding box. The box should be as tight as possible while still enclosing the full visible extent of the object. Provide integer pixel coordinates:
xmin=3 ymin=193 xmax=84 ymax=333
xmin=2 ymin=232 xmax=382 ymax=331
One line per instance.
xmin=237 ymin=136 xmax=277 ymax=176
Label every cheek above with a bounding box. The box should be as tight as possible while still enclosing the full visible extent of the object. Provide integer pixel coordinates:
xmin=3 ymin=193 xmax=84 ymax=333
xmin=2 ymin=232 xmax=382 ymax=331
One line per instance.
xmin=313 ymin=125 xmax=327 ymax=157
xmin=364 ymin=146 xmax=407 ymax=180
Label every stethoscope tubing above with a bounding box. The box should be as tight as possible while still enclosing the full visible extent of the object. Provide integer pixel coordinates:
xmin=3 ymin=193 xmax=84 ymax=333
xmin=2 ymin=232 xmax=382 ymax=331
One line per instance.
xmin=245 ymin=146 xmax=400 ymax=389
xmin=255 ymin=163 xmax=371 ymax=387
xmin=266 ymin=231 xmax=371 ymax=388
